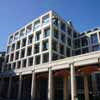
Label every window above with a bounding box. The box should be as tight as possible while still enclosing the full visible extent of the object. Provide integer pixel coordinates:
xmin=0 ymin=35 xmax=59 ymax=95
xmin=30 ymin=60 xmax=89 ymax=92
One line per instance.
xmin=60 ymin=44 xmax=64 ymax=55
xmin=6 ymin=55 xmax=9 ymax=63
xmin=20 ymin=29 xmax=25 ymax=37
xmin=66 ymin=47 xmax=71 ymax=57
xmin=8 ymin=64 xmax=11 ymax=70
xmin=52 ymin=16 xmax=58 ymax=26
xmin=61 ymin=22 xmax=66 ymax=32
xmin=9 ymin=35 xmax=13 ymax=43
xmin=91 ymin=33 xmax=98 ymax=44
xmin=52 ymin=40 xmax=58 ymax=51
xmin=35 ymin=55 xmax=40 ymax=65
xmin=82 ymin=48 xmax=89 ymax=54
xmin=10 ymin=53 xmax=14 ymax=61
xmin=81 ymin=37 xmax=88 ymax=47
xmin=34 ymin=43 xmax=40 ymax=54
xmin=28 ymin=35 xmax=33 ymax=44
xmin=44 ymin=27 xmax=50 ymax=37
xmin=17 ymin=61 xmax=21 ymax=69
xmin=35 ymin=31 xmax=41 ymax=41
xmin=22 ymin=38 xmax=26 ymax=47
xmin=61 ymin=34 xmax=66 ymax=43
xmin=26 ymin=24 xmax=32 ymax=33
xmin=54 ymin=29 xmax=59 ymax=39
xmin=12 ymin=62 xmax=16 ymax=69
xmin=42 ymin=14 xmax=50 ymax=24
xmin=27 ymin=46 xmax=32 ymax=56
xmin=21 ymin=49 xmax=25 ymax=58
xmin=67 ymin=37 xmax=71 ymax=46
xmin=22 ymin=59 xmax=27 ymax=68
xmin=7 ymin=46 xmax=10 ymax=53
xmin=34 ymin=20 xmax=40 ymax=30
xmin=92 ymin=45 xmax=100 ymax=51
xmin=15 ymin=51 xmax=19 ymax=60
xmin=52 ymin=53 xmax=58 ymax=61
xmin=16 ymin=41 xmax=20 ymax=49
xmin=14 ymin=32 xmax=19 ymax=40
xmin=73 ymin=31 xmax=77 ymax=38
xmin=43 ymin=53 xmax=49 ymax=63
xmin=42 ymin=40 xmax=49 ymax=51
xmin=28 ymin=57 xmax=33 ymax=66
xmin=11 ymin=44 xmax=15 ymax=51
xmin=74 ymin=39 xmax=80 ymax=49
xmin=75 ymin=49 xmax=81 ymax=55
xmin=67 ymin=27 xmax=72 ymax=36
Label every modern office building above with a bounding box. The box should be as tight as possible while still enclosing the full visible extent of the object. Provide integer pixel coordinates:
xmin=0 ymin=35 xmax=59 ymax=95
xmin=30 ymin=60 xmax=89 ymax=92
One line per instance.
xmin=0 ymin=10 xmax=100 ymax=100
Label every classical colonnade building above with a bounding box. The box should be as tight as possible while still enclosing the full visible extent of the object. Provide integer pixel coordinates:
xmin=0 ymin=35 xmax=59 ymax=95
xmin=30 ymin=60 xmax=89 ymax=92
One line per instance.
xmin=0 ymin=10 xmax=100 ymax=100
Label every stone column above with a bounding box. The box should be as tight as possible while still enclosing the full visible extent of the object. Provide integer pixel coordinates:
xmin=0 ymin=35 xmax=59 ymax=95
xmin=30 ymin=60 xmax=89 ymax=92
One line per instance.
xmin=17 ymin=73 xmax=22 ymax=100
xmin=70 ymin=64 xmax=77 ymax=100
xmin=31 ymin=71 xmax=36 ymax=100
xmin=7 ymin=77 xmax=12 ymax=98
xmin=84 ymin=75 xmax=89 ymax=100
xmin=48 ymin=68 xmax=53 ymax=100
xmin=63 ymin=77 xmax=69 ymax=100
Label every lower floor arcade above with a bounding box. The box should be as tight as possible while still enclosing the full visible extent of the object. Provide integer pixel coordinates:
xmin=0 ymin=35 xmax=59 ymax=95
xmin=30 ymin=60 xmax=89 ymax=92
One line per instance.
xmin=0 ymin=64 xmax=100 ymax=100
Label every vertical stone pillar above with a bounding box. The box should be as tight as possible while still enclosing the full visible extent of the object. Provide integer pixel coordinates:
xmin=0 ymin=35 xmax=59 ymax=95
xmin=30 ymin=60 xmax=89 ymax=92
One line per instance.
xmin=17 ymin=73 xmax=22 ymax=100
xmin=63 ymin=77 xmax=69 ymax=100
xmin=31 ymin=71 xmax=36 ymax=100
xmin=70 ymin=63 xmax=77 ymax=100
xmin=48 ymin=68 xmax=53 ymax=100
xmin=84 ymin=75 xmax=89 ymax=100
xmin=7 ymin=77 xmax=12 ymax=98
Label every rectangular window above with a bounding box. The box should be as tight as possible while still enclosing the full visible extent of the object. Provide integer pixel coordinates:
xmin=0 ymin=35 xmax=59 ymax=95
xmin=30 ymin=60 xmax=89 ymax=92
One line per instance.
xmin=34 ymin=43 xmax=40 ymax=54
xmin=42 ymin=14 xmax=50 ymax=24
xmin=22 ymin=59 xmax=27 ymax=68
xmin=28 ymin=57 xmax=33 ymax=66
xmin=52 ymin=40 xmax=58 ymax=51
xmin=20 ymin=28 xmax=25 ymax=37
xmin=35 ymin=55 xmax=40 ymax=65
xmin=91 ymin=33 xmax=98 ymax=44
xmin=10 ymin=53 xmax=14 ymax=61
xmin=12 ymin=62 xmax=16 ymax=69
xmin=15 ymin=51 xmax=19 ymax=60
xmin=43 ymin=53 xmax=49 ymax=63
xmin=9 ymin=35 xmax=13 ymax=43
xmin=54 ymin=29 xmax=59 ymax=39
xmin=81 ymin=37 xmax=88 ymax=47
xmin=16 ymin=41 xmax=20 ymax=50
xmin=66 ymin=47 xmax=71 ymax=57
xmin=34 ymin=20 xmax=40 ymax=30
xmin=14 ymin=32 xmax=19 ymax=40
xmin=35 ymin=31 xmax=41 ymax=41
xmin=42 ymin=40 xmax=49 ymax=51
xmin=82 ymin=48 xmax=89 ymax=54
xmin=44 ymin=27 xmax=50 ymax=38
xmin=52 ymin=53 xmax=58 ymax=61
xmin=67 ymin=37 xmax=71 ymax=46
xmin=27 ymin=46 xmax=32 ymax=56
xmin=61 ymin=33 xmax=66 ymax=43
xmin=17 ymin=61 xmax=21 ymax=69
xmin=26 ymin=24 xmax=32 ymax=33
xmin=28 ymin=35 xmax=33 ymax=44
xmin=60 ymin=44 xmax=64 ymax=55
xmin=22 ymin=38 xmax=26 ymax=47
xmin=21 ymin=49 xmax=25 ymax=58
xmin=61 ymin=21 xmax=66 ymax=32
xmin=11 ymin=43 xmax=15 ymax=51
xmin=7 ymin=46 xmax=10 ymax=53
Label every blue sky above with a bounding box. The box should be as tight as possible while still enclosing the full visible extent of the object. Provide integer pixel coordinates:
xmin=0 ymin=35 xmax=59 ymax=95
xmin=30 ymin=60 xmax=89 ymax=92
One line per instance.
xmin=0 ymin=0 xmax=100 ymax=51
